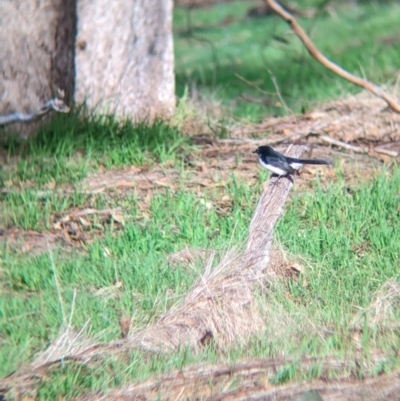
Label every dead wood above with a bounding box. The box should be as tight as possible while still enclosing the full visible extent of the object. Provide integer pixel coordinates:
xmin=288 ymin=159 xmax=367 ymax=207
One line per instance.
xmin=121 ymin=145 xmax=306 ymax=350
xmin=373 ymin=146 xmax=399 ymax=157
xmin=319 ymin=135 xmax=366 ymax=153
xmin=209 ymin=371 xmax=400 ymax=401
xmin=245 ymin=145 xmax=306 ymax=271
xmin=75 ymin=354 xmax=392 ymax=401
xmin=226 ymin=90 xmax=400 ymax=162
xmin=122 ymin=251 xmax=263 ymax=353
xmin=264 ymin=0 xmax=400 ymax=113
xmin=0 ymin=146 xmax=305 ymax=396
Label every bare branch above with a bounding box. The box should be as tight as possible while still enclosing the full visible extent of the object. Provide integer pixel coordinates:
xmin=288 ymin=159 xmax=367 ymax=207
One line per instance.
xmin=265 ymin=0 xmax=400 ymax=113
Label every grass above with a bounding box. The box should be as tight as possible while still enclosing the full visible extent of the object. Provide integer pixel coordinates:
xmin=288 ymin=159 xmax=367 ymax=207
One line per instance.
xmin=2 ymin=158 xmax=400 ymax=398
xmin=0 ymin=174 xmax=259 ymax=377
xmin=281 ymin=171 xmax=400 ymax=299
xmin=1 ymin=111 xmax=187 ymax=187
xmin=1 ymin=0 xmax=400 ymax=398
xmin=275 ymin=171 xmax=400 ymax=353
xmin=174 ymin=0 xmax=400 ymax=121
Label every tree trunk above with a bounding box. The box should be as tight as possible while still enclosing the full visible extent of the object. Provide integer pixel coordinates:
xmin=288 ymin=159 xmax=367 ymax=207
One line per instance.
xmin=1 ymin=0 xmax=175 ymax=136
xmin=75 ymin=0 xmax=175 ymax=120
xmin=0 ymin=0 xmax=75 ymax=135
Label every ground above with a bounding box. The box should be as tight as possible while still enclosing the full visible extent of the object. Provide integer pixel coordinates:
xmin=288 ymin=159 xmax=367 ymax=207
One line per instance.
xmin=1 ymin=0 xmax=400 ymax=400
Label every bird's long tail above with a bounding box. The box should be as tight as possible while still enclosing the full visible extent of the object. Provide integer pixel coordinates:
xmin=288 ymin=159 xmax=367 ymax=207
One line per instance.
xmin=287 ymin=157 xmax=332 ymax=165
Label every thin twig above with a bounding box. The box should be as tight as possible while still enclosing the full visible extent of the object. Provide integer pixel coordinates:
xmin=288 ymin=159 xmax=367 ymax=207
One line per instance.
xmin=265 ymin=0 xmax=400 ymax=113
xmin=235 ymin=73 xmax=277 ymax=96
xmin=267 ymin=69 xmax=293 ymax=116
xmin=67 ymin=290 xmax=77 ymax=334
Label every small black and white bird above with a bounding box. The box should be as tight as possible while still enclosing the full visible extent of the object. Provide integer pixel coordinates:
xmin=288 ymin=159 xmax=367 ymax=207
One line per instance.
xmin=253 ymin=146 xmax=332 ymax=177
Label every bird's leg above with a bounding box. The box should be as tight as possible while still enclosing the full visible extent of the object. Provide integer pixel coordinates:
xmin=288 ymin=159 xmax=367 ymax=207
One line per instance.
xmin=270 ymin=173 xmax=292 ymax=186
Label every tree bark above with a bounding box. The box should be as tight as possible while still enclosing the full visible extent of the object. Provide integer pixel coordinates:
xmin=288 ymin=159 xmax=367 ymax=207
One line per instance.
xmin=0 ymin=0 xmax=75 ymax=135
xmin=75 ymin=0 xmax=175 ymax=120
xmin=1 ymin=0 xmax=175 ymax=135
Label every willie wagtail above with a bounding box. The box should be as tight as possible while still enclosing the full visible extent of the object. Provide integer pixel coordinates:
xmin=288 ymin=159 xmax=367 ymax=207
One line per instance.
xmin=253 ymin=146 xmax=332 ymax=177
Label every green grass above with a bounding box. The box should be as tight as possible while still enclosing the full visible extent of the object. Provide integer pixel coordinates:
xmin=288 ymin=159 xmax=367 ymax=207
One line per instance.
xmin=274 ymin=170 xmax=400 ymax=355
xmin=2 ymin=0 xmax=400 ymax=398
xmin=174 ymin=1 xmax=400 ymax=121
xmin=0 ymin=175 xmax=258 ymax=377
xmin=1 ymin=164 xmax=400 ymax=398
xmin=1 ymin=111 xmax=187 ymax=187
xmin=282 ymin=172 xmax=400 ymax=294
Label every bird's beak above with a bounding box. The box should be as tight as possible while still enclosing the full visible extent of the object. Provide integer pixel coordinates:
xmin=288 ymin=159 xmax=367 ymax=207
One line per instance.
xmin=252 ymin=150 xmax=257 ymax=154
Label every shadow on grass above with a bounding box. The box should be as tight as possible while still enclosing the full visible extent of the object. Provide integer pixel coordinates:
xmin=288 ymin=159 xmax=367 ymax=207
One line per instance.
xmin=1 ymin=108 xmax=187 ymax=185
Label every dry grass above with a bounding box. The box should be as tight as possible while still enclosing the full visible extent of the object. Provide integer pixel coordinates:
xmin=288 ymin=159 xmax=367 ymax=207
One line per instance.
xmin=167 ymin=247 xmax=214 ymax=268
xmin=2 ymin=90 xmax=400 ymax=398
xmin=76 ymin=353 xmax=396 ymax=401
xmin=0 ymin=241 xmax=302 ymax=398
xmin=352 ymin=280 xmax=400 ymax=330
xmin=126 ymin=250 xmax=264 ymax=353
xmin=228 ymin=89 xmax=400 ymax=153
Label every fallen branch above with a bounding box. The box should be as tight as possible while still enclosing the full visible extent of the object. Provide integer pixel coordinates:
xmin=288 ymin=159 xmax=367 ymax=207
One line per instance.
xmin=58 ymin=208 xmax=123 ymax=219
xmin=319 ymin=134 xmax=366 ymax=153
xmin=0 ymin=146 xmax=305 ymax=396
xmin=373 ymin=146 xmax=399 ymax=158
xmin=216 ymin=133 xmax=305 ymax=146
xmin=210 ymin=370 xmax=400 ymax=401
xmin=76 ymin=354 xmax=391 ymax=401
xmin=245 ymin=145 xmax=306 ymax=271
xmin=265 ymin=0 xmax=400 ymax=113
xmin=0 ymin=96 xmax=70 ymax=126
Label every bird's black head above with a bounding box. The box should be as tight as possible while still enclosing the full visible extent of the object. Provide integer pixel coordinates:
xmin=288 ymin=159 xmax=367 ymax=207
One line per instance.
xmin=253 ymin=146 xmax=273 ymax=155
